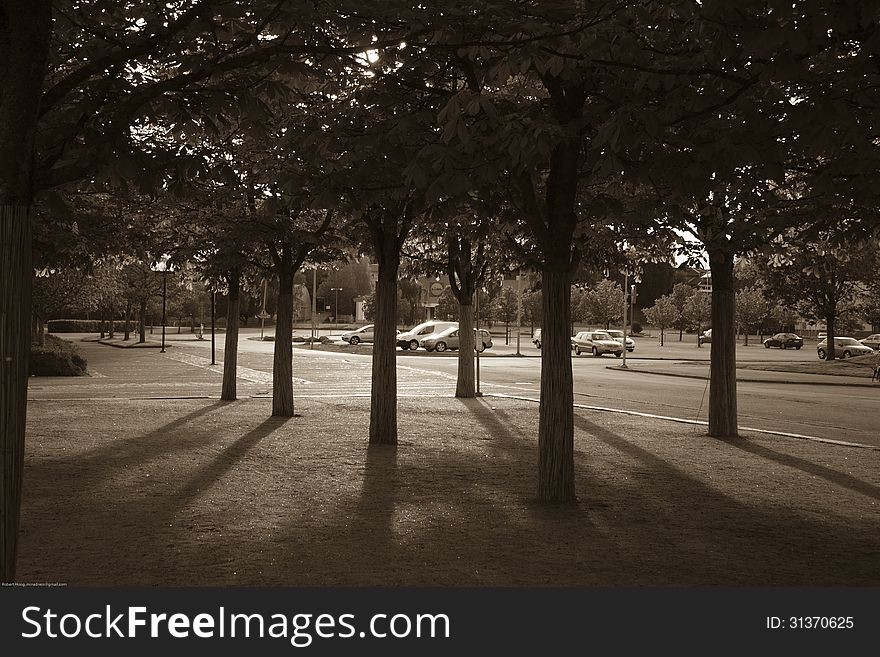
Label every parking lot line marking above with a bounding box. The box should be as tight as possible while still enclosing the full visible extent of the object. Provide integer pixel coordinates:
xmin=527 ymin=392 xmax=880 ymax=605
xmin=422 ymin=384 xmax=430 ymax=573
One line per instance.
xmin=487 ymin=393 xmax=880 ymax=451
xmin=161 ymin=351 xmax=310 ymax=385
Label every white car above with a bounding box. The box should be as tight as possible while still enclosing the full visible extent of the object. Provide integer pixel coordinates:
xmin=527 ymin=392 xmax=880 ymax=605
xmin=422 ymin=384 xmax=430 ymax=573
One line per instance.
xmin=571 ymin=330 xmax=623 ymax=357
xmin=340 ymin=325 xmax=375 ymax=344
xmin=396 ymin=321 xmax=458 ymax=350
xmin=816 ymin=337 xmax=874 ymax=360
xmin=604 ymin=329 xmax=635 ymax=352
xmin=419 ymin=326 xmax=492 ymax=352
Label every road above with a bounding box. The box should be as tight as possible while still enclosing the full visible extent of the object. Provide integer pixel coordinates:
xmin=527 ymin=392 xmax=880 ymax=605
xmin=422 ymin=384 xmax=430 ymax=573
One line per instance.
xmin=31 ymin=331 xmax=880 ymax=449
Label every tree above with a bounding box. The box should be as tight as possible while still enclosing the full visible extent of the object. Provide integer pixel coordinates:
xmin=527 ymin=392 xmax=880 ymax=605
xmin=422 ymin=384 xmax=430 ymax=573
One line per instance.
xmin=496 ymin=287 xmax=517 ymax=344
xmin=684 ymin=293 xmax=711 ymax=346
xmin=581 ymin=280 xmax=623 ymax=330
xmin=735 ymin=286 xmax=770 ymax=346
xmin=670 ymin=282 xmax=695 ymax=341
xmin=643 ymin=295 xmax=676 ymax=346
xmin=759 ymin=234 xmax=876 ymax=360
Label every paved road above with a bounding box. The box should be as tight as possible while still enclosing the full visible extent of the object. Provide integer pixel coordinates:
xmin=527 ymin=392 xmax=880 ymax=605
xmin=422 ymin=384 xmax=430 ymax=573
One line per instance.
xmin=31 ymin=332 xmax=880 ymax=448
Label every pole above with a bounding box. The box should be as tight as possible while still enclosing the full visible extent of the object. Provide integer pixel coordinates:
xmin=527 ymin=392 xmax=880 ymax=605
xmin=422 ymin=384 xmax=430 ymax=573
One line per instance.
xmin=260 ymin=278 xmax=267 ymax=340
xmin=161 ymin=270 xmax=167 ymax=353
xmin=310 ymin=269 xmax=316 ymax=350
xmin=620 ymin=271 xmax=628 ymax=369
xmin=211 ymin=291 xmax=216 ymax=365
xmin=515 ymin=272 xmax=522 ymax=356
xmin=475 ymin=288 xmax=482 ymax=396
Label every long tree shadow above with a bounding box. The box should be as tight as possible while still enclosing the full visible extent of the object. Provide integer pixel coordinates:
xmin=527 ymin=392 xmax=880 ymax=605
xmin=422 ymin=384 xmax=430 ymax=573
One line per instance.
xmin=64 ymin=400 xmax=231 ymax=467
xmin=570 ymin=411 xmax=880 ymax=584
xmin=719 ymin=437 xmax=880 ymax=501
xmin=171 ymin=416 xmax=290 ymax=512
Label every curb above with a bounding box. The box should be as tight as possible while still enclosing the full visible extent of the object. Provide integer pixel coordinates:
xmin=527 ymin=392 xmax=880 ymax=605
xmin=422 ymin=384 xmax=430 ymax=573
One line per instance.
xmin=93 ymin=339 xmax=168 ymax=349
xmin=608 ymin=365 xmax=877 ymax=388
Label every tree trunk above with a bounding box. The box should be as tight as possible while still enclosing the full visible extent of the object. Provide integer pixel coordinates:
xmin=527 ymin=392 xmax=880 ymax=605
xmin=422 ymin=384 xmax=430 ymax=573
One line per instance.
xmin=824 ymin=312 xmax=836 ymax=361
xmin=273 ymin=252 xmax=295 ymax=417
xmin=1 ymin=207 xmax=33 ymax=582
xmin=369 ymin=220 xmax=404 ymax=445
xmin=708 ymin=249 xmax=737 ymax=437
xmin=138 ymin=301 xmax=146 ymax=343
xmin=456 ymin=302 xmax=475 ymax=397
xmin=123 ymin=299 xmax=131 ymax=341
xmin=0 ymin=0 xmax=51 ymax=582
xmin=108 ymin=306 xmax=115 ymax=339
xmin=221 ymin=269 xmax=241 ymax=401
xmin=538 ymin=267 xmax=575 ymax=502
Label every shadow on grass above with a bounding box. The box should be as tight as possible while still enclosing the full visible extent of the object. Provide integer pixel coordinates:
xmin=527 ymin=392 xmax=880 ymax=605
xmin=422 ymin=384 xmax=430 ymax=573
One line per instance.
xmin=172 ymin=416 xmax=290 ymax=510
xmin=720 ymin=437 xmax=880 ymax=502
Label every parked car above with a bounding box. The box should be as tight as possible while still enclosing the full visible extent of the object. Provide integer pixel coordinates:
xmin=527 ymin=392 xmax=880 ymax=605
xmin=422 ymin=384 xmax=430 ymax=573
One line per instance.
xmin=396 ymin=321 xmax=458 ymax=350
xmin=533 ymin=328 xmax=542 ymax=349
xmin=860 ymin=334 xmax=880 ymax=350
xmin=817 ymin=332 xmax=826 ymax=341
xmin=420 ymin=326 xmax=493 ymax=352
xmin=571 ymin=330 xmax=623 ymax=357
xmin=698 ymin=329 xmax=712 ymax=345
xmin=816 ymin=337 xmax=874 ymax=360
xmin=604 ymin=329 xmax=635 ymax=352
xmin=340 ymin=324 xmax=374 ymax=345
xmin=762 ymin=332 xmax=804 ymax=350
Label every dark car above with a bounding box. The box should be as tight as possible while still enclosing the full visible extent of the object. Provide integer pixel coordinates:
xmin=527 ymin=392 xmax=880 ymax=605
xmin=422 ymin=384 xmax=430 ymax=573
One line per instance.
xmin=763 ymin=332 xmax=804 ymax=350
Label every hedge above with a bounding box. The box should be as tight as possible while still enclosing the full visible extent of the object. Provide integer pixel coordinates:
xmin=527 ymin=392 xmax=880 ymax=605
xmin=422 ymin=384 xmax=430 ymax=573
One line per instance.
xmin=30 ymin=335 xmax=88 ymax=376
xmin=48 ymin=319 xmax=130 ymax=332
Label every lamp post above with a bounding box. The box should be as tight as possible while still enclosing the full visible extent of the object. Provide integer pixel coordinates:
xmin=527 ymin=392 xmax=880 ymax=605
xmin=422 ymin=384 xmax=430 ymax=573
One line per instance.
xmin=310 ymin=268 xmax=317 ymax=349
xmin=331 ymin=287 xmax=342 ymax=328
xmin=151 ymin=255 xmax=172 ymax=353
xmin=210 ymin=291 xmax=216 ymax=365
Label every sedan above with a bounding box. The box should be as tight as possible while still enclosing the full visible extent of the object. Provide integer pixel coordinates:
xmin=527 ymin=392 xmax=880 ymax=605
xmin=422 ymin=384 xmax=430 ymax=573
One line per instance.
xmin=816 ymin=337 xmax=874 ymax=360
xmin=571 ymin=331 xmax=623 ymax=357
xmin=420 ymin=327 xmax=493 ymax=352
xmin=763 ymin=333 xmax=804 ymax=350
xmin=604 ymin=329 xmax=635 ymax=352
xmin=860 ymin=334 xmax=880 ymax=350
xmin=340 ymin=325 xmax=375 ymax=345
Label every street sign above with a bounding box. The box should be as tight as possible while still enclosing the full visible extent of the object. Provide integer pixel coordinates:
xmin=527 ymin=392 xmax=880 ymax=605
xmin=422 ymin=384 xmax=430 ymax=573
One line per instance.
xmin=429 ymin=281 xmax=444 ymax=297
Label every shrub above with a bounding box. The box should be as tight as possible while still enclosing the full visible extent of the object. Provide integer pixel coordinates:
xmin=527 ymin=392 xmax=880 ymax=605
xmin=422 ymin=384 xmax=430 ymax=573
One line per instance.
xmin=631 ymin=322 xmax=643 ymax=334
xmin=30 ymin=335 xmax=88 ymax=376
xmin=48 ymin=319 xmax=129 ymax=332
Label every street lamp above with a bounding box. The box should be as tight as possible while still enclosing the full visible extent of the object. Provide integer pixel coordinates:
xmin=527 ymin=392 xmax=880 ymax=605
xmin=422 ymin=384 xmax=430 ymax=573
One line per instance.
xmin=151 ymin=255 xmax=173 ymax=353
xmin=330 ymin=287 xmax=342 ymax=328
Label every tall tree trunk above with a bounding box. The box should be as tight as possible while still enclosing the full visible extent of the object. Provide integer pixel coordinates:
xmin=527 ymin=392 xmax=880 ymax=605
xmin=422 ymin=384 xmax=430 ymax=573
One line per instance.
xmin=138 ymin=301 xmax=146 ymax=343
xmin=221 ymin=269 xmax=241 ymax=401
xmin=108 ymin=305 xmax=115 ymax=339
xmin=370 ymin=241 xmax=400 ymax=445
xmin=532 ymin=121 xmax=581 ymax=503
xmin=456 ymin=302 xmax=475 ymax=397
xmin=824 ymin=312 xmax=836 ymax=361
xmin=123 ymin=299 xmax=131 ymax=341
xmin=0 ymin=0 xmax=51 ymax=582
xmin=273 ymin=249 xmax=295 ymax=417
xmin=708 ymin=248 xmax=737 ymax=437
xmin=1 ymin=207 xmax=33 ymax=583
xmin=538 ymin=267 xmax=575 ymax=502
xmin=30 ymin=313 xmax=40 ymax=345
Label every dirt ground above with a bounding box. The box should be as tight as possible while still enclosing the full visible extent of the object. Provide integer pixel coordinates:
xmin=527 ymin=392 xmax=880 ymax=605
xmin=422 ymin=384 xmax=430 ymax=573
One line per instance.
xmin=17 ymin=395 xmax=880 ymax=586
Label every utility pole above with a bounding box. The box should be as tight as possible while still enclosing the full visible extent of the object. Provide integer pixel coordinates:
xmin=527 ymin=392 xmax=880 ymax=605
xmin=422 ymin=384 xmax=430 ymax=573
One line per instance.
xmin=515 ymin=271 xmax=522 ymax=356
xmin=620 ymin=271 xmax=628 ymax=369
